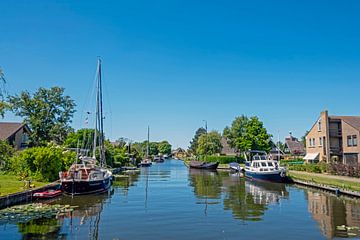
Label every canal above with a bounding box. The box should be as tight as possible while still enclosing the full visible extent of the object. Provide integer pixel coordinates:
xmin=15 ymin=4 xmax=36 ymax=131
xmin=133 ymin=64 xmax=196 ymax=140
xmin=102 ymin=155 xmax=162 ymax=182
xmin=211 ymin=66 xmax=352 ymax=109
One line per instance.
xmin=1 ymin=159 xmax=360 ymax=239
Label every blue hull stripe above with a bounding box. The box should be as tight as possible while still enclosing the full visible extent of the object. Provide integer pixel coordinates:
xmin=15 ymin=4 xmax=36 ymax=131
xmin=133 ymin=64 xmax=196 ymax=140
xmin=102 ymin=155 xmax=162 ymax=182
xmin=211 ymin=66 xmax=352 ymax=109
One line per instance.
xmin=245 ymin=171 xmax=286 ymax=182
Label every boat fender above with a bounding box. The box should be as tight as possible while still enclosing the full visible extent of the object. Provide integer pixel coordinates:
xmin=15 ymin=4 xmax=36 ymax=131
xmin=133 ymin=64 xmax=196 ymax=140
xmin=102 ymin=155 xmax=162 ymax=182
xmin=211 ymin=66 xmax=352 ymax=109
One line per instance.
xmin=280 ymin=171 xmax=285 ymax=178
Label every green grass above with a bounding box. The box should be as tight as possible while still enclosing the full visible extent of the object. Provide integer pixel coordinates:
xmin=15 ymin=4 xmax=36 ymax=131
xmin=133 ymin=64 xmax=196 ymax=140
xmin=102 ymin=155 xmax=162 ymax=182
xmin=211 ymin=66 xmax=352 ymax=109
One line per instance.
xmin=0 ymin=174 xmax=49 ymax=196
xmin=288 ymin=171 xmax=360 ymax=192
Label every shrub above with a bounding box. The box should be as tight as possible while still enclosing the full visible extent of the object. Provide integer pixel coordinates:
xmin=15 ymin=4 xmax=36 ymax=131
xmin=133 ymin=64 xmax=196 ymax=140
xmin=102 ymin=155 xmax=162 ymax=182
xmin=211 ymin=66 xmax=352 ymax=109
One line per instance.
xmin=288 ymin=162 xmax=327 ymax=173
xmin=10 ymin=145 xmax=76 ymax=182
xmin=199 ymin=155 xmax=245 ymax=164
xmin=328 ymin=163 xmax=360 ymax=177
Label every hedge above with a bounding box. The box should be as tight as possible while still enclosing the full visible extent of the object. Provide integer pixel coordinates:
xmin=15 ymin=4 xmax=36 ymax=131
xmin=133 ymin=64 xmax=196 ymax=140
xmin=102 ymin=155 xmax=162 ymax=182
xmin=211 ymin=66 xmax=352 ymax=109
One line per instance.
xmin=199 ymin=155 xmax=245 ymax=164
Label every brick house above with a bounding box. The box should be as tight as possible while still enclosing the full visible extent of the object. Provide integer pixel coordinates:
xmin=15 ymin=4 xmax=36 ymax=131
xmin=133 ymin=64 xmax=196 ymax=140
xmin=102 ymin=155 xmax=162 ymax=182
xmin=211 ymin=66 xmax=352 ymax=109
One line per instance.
xmin=305 ymin=111 xmax=360 ymax=165
xmin=0 ymin=122 xmax=31 ymax=149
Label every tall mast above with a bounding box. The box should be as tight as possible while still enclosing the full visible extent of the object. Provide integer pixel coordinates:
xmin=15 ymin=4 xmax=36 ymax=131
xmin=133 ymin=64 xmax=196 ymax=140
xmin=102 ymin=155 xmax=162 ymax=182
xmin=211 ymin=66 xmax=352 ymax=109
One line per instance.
xmin=93 ymin=60 xmax=100 ymax=158
xmin=98 ymin=58 xmax=105 ymax=167
xmin=146 ymin=126 xmax=150 ymax=158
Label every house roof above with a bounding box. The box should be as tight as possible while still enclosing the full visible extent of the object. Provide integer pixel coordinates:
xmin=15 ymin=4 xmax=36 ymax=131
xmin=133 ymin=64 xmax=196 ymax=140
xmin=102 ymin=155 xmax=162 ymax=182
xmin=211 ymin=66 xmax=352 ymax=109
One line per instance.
xmin=285 ymin=137 xmax=305 ymax=154
xmin=0 ymin=122 xmax=30 ymax=140
xmin=330 ymin=116 xmax=360 ymax=131
xmin=220 ymin=137 xmax=236 ymax=155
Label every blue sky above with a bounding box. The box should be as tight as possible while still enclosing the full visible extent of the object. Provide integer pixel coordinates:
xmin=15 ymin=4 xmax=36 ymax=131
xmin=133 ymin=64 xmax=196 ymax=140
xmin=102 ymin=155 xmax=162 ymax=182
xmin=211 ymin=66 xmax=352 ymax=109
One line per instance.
xmin=1 ymin=0 xmax=360 ymax=148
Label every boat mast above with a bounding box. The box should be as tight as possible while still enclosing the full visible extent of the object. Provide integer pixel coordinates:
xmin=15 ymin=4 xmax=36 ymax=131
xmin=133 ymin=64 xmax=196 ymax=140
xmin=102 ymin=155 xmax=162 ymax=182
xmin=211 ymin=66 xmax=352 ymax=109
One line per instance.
xmin=93 ymin=58 xmax=106 ymax=167
xmin=146 ymin=126 xmax=150 ymax=158
xmin=98 ymin=58 xmax=105 ymax=167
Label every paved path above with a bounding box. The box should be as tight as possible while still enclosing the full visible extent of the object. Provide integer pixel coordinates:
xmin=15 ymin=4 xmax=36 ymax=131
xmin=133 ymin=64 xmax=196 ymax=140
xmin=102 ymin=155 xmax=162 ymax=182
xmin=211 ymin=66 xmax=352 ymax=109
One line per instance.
xmin=289 ymin=170 xmax=360 ymax=183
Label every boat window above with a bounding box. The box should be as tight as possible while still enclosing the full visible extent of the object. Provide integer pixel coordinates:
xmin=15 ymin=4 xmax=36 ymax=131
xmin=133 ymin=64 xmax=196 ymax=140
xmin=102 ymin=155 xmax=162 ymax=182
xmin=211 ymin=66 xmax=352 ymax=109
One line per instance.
xmin=268 ymin=162 xmax=274 ymax=167
xmin=260 ymin=168 xmax=263 ymax=171
xmin=260 ymin=156 xmax=267 ymax=160
xmin=261 ymin=162 xmax=267 ymax=167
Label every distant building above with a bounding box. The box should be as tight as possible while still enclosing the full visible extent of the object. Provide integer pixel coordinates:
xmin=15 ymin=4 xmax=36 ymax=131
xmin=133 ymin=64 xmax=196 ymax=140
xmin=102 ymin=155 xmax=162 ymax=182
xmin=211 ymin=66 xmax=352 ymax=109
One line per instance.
xmin=171 ymin=147 xmax=188 ymax=159
xmin=220 ymin=137 xmax=237 ymax=156
xmin=269 ymin=140 xmax=284 ymax=161
xmin=0 ymin=122 xmax=31 ymax=149
xmin=305 ymin=110 xmax=360 ymax=164
xmin=284 ymin=133 xmax=305 ymax=156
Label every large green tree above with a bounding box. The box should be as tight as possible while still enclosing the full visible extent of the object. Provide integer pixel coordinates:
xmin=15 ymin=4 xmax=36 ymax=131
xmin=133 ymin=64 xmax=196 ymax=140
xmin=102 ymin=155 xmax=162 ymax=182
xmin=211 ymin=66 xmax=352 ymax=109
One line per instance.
xmin=196 ymin=131 xmax=223 ymax=156
xmin=158 ymin=141 xmax=172 ymax=155
xmin=189 ymin=127 xmax=206 ymax=154
xmin=9 ymin=87 xmax=76 ymax=146
xmin=224 ymin=115 xmax=271 ymax=153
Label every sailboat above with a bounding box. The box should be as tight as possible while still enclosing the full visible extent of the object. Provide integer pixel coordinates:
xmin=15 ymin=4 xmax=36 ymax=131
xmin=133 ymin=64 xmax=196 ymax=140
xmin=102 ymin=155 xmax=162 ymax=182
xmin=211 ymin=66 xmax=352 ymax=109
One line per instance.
xmin=59 ymin=59 xmax=113 ymax=195
xmin=139 ymin=126 xmax=152 ymax=167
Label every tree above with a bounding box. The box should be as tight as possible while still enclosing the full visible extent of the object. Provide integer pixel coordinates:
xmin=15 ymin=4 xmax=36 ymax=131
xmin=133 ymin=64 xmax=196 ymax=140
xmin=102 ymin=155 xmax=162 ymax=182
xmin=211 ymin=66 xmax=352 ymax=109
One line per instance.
xmin=0 ymin=140 xmax=15 ymax=171
xmin=223 ymin=115 xmax=248 ymax=150
xmin=158 ymin=141 xmax=172 ymax=155
xmin=196 ymin=131 xmax=222 ymax=156
xmin=224 ymin=115 xmax=271 ymax=154
xmin=63 ymin=128 xmax=99 ymax=153
xmin=9 ymin=87 xmax=76 ymax=146
xmin=189 ymin=127 xmax=206 ymax=154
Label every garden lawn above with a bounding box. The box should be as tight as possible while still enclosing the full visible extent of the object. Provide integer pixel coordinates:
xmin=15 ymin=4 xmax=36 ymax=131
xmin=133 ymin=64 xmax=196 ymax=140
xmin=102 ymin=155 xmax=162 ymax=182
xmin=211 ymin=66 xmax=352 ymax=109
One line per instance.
xmin=289 ymin=170 xmax=360 ymax=192
xmin=0 ymin=174 xmax=48 ymax=196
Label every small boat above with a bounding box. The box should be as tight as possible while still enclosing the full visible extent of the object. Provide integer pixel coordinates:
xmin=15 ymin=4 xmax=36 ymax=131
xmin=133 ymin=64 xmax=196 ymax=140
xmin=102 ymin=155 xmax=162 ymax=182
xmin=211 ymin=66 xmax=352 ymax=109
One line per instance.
xmin=140 ymin=126 xmax=152 ymax=167
xmin=153 ymin=155 xmax=164 ymax=163
xmin=229 ymin=162 xmax=243 ymax=172
xmin=189 ymin=161 xmax=219 ymax=170
xmin=139 ymin=158 xmax=152 ymax=167
xmin=244 ymin=151 xmax=287 ymax=183
xmin=33 ymin=189 xmax=62 ymax=199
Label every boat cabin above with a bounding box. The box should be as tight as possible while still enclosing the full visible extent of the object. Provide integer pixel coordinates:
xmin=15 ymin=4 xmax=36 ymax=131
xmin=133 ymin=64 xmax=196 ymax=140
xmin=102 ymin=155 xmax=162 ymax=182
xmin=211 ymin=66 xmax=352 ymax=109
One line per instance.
xmin=245 ymin=154 xmax=280 ymax=173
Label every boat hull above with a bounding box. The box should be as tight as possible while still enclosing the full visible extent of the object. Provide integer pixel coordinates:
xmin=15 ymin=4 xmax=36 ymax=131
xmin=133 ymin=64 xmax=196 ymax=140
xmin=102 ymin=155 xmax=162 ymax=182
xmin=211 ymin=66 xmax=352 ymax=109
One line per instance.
xmin=61 ymin=176 xmax=112 ymax=195
xmin=189 ymin=161 xmax=219 ymax=170
xmin=245 ymin=171 xmax=287 ymax=183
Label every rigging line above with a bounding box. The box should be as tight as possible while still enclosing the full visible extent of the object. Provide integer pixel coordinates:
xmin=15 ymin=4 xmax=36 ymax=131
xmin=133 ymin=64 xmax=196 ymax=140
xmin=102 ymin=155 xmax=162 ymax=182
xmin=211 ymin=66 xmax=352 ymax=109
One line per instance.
xmin=101 ymin=65 xmax=113 ymax=142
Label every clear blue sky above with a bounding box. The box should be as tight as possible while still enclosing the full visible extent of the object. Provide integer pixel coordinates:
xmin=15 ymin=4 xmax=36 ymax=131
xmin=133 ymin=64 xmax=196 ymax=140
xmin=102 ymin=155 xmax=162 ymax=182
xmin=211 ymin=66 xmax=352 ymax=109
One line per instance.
xmin=2 ymin=0 xmax=360 ymax=148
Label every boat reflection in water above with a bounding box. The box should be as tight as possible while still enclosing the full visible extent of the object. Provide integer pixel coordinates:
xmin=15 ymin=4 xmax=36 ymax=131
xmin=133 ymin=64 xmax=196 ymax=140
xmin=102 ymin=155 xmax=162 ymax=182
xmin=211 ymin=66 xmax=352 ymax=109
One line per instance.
xmin=305 ymin=189 xmax=360 ymax=239
xmin=188 ymin=168 xmax=289 ymax=222
xmin=245 ymin=180 xmax=289 ymax=205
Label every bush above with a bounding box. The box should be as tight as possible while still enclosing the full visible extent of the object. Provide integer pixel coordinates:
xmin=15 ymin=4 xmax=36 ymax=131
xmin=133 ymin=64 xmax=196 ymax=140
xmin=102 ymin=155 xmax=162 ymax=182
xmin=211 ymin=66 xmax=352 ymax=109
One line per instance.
xmin=328 ymin=163 xmax=360 ymax=178
xmin=10 ymin=145 xmax=76 ymax=182
xmin=288 ymin=162 xmax=328 ymax=173
xmin=199 ymin=155 xmax=245 ymax=164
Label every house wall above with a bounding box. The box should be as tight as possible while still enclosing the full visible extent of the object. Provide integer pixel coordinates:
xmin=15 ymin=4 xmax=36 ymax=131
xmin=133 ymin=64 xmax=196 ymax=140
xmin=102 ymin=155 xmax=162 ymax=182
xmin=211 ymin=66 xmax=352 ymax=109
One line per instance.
xmin=10 ymin=127 xmax=29 ymax=149
xmin=306 ymin=111 xmax=328 ymax=162
xmin=341 ymin=121 xmax=360 ymax=164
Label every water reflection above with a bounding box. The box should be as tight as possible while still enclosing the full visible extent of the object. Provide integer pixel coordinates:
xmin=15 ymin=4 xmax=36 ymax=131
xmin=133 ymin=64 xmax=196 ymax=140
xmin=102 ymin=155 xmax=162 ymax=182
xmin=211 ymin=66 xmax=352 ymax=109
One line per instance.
xmin=17 ymin=218 xmax=64 ymax=239
xmin=306 ymin=189 xmax=360 ymax=238
xmin=188 ymin=169 xmax=289 ymax=222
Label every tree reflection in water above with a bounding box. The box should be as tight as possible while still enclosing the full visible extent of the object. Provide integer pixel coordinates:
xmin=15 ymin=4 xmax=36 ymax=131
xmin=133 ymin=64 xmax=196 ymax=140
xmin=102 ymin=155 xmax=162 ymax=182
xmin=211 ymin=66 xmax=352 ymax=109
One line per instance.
xmin=17 ymin=218 xmax=65 ymax=239
xmin=188 ymin=169 xmax=289 ymax=222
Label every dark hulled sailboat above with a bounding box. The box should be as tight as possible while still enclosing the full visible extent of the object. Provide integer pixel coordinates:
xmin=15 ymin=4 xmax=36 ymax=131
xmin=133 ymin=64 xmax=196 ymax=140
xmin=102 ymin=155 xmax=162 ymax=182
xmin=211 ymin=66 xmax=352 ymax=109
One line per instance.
xmin=59 ymin=59 xmax=113 ymax=195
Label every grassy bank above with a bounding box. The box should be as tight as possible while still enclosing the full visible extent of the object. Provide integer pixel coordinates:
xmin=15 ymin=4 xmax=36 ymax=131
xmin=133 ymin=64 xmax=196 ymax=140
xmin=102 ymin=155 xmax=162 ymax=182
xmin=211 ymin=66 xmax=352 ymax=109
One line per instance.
xmin=288 ymin=171 xmax=360 ymax=192
xmin=0 ymin=174 xmax=49 ymax=196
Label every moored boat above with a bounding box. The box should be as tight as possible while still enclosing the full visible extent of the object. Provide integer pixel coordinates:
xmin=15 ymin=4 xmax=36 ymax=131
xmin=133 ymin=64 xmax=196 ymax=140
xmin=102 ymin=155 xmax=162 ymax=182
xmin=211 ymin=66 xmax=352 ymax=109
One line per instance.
xmin=33 ymin=189 xmax=62 ymax=199
xmin=59 ymin=59 xmax=113 ymax=195
xmin=189 ymin=161 xmax=219 ymax=170
xmin=229 ymin=162 xmax=243 ymax=172
xmin=244 ymin=151 xmax=287 ymax=183
xmin=140 ymin=126 xmax=152 ymax=167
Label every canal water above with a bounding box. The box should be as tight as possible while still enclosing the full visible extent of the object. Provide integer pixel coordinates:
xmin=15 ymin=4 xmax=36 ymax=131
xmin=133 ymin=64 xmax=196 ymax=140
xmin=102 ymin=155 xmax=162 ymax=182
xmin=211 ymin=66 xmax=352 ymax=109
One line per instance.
xmin=1 ymin=159 xmax=360 ymax=239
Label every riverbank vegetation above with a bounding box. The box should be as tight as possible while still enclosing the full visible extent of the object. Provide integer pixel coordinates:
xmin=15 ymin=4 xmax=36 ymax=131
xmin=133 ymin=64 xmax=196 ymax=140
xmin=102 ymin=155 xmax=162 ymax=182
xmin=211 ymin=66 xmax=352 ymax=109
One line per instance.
xmin=288 ymin=171 xmax=360 ymax=192
xmin=189 ymin=115 xmax=271 ymax=163
xmin=0 ymin=174 xmax=48 ymax=196
xmin=0 ymin=78 xmax=172 ymax=191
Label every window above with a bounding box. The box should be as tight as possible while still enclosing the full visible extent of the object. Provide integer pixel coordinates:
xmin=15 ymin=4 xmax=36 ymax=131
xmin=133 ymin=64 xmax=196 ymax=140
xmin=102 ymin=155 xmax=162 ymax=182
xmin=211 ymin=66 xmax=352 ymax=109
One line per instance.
xmin=318 ymin=120 xmax=322 ymax=131
xmin=309 ymin=138 xmax=312 ymax=147
xmin=319 ymin=137 xmax=323 ymax=146
xmin=347 ymin=135 xmax=358 ymax=147
xmin=261 ymin=162 xmax=267 ymax=167
xmin=353 ymin=135 xmax=358 ymax=146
